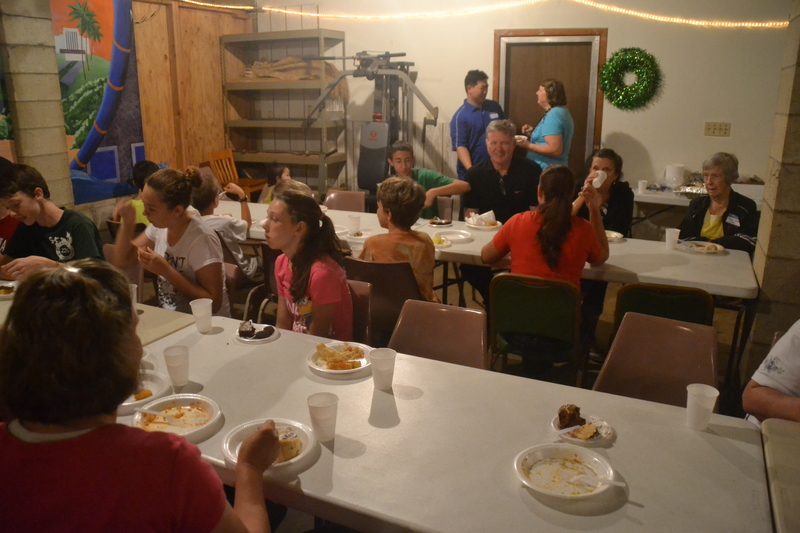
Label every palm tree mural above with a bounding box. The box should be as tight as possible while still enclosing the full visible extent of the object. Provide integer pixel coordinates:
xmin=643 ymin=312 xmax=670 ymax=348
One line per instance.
xmin=70 ymin=0 xmax=133 ymax=171
xmin=68 ymin=0 xmax=103 ymax=80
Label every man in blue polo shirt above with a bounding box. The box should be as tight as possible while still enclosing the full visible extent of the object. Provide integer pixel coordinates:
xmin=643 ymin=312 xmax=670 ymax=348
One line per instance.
xmin=450 ymin=70 xmax=506 ymax=181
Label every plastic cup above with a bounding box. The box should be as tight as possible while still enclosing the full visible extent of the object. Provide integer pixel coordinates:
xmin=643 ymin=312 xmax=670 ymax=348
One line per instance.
xmin=189 ymin=298 xmax=213 ymax=334
xmin=130 ymin=284 xmax=138 ymax=306
xmin=638 ymin=180 xmax=648 ymax=195
xmin=686 ymin=383 xmax=719 ymax=430
xmin=347 ymin=214 xmax=361 ymax=235
xmin=307 ymin=392 xmax=338 ymax=441
xmin=665 ymin=228 xmax=680 ymax=250
xmin=437 ymin=197 xmax=453 ymax=221
xmin=370 ymin=348 xmax=397 ymax=391
xmin=163 ymin=345 xmax=190 ymax=387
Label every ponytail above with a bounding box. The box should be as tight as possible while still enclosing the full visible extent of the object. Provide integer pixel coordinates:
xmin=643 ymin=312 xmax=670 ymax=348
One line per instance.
xmin=536 ymin=165 xmax=575 ymax=271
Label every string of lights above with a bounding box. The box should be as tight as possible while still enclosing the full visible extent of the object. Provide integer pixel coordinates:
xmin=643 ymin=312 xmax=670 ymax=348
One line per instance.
xmin=176 ymin=0 xmax=788 ymax=28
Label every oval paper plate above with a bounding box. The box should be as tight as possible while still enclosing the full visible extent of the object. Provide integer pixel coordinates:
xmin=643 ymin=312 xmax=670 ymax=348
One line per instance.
xmin=334 ymin=225 xmax=348 ymax=237
xmin=434 ymin=229 xmax=473 ymax=244
xmin=466 ymin=221 xmax=502 ymax=231
xmin=134 ymin=394 xmax=223 ymax=444
xmin=605 ymin=231 xmax=624 ymax=242
xmin=347 ymin=229 xmax=373 ymax=240
xmin=514 ymin=443 xmax=615 ymax=499
xmin=307 ymin=341 xmax=372 ymax=378
xmin=235 ymin=324 xmax=280 ymax=345
xmin=550 ymin=415 xmax=616 ymax=446
xmin=222 ymin=418 xmax=317 ymax=472
xmin=428 ymin=220 xmax=453 ymax=228
xmin=118 ymin=370 xmax=171 ymax=416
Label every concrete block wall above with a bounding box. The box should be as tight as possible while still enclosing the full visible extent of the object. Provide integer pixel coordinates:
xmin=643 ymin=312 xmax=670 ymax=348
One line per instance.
xmin=747 ymin=0 xmax=800 ymax=378
xmin=0 ymin=0 xmax=72 ymax=207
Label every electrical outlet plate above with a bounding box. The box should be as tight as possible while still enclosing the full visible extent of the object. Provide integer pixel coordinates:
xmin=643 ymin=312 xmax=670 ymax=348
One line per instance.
xmin=704 ymin=122 xmax=731 ymax=137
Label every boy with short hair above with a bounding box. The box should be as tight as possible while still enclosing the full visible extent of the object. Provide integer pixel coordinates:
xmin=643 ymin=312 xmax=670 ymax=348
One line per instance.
xmin=191 ymin=173 xmax=262 ymax=281
xmin=359 ymin=177 xmax=438 ymax=302
xmin=387 ymin=141 xmax=470 ymax=220
xmin=0 ymin=164 xmax=103 ymax=280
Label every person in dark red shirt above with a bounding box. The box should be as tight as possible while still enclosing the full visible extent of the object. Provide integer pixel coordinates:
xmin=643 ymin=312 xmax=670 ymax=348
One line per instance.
xmin=0 ymin=204 xmax=19 ymax=254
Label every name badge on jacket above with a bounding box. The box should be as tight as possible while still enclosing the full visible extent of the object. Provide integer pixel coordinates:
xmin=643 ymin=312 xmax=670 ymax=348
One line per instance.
xmin=726 ymin=214 xmax=740 ymax=227
xmin=489 ymin=112 xmax=500 ymax=119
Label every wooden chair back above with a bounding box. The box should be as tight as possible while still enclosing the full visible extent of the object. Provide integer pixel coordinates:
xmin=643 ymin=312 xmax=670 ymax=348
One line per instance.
xmin=209 ymin=149 xmax=238 ymax=187
xmin=347 ymin=279 xmax=372 ymax=345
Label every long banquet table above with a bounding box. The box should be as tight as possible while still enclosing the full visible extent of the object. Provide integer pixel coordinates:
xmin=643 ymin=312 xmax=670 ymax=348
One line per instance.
xmin=215 ymin=201 xmax=759 ymax=300
xmin=121 ymin=317 xmax=773 ymax=533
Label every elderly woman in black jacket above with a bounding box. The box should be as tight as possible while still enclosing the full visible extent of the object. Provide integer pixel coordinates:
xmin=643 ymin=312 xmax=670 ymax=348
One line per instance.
xmin=678 ymin=152 xmax=759 ymax=255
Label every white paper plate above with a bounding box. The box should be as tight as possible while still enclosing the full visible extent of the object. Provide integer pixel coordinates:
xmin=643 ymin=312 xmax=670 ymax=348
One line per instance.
xmin=307 ymin=341 xmax=372 ymax=377
xmin=235 ymin=324 xmax=280 ymax=344
xmin=515 ymin=135 xmax=528 ymax=143
xmin=134 ymin=394 xmax=223 ymax=444
xmin=320 ymin=205 xmax=328 ymax=212
xmin=0 ymin=281 xmax=18 ymax=300
xmin=434 ymin=229 xmax=473 ymax=244
xmin=118 ymin=370 xmax=171 ymax=416
xmin=334 ymin=225 xmax=348 ymax=237
xmin=682 ymin=241 xmax=725 ymax=254
xmin=466 ymin=221 xmax=502 ymax=231
xmin=514 ymin=443 xmax=615 ymax=499
xmin=433 ymin=239 xmax=452 ymax=250
xmin=605 ymin=231 xmax=624 ymax=242
xmin=550 ymin=414 xmax=616 ymax=446
xmin=347 ymin=229 xmax=373 ymax=240
xmin=222 ymin=418 xmax=317 ymax=472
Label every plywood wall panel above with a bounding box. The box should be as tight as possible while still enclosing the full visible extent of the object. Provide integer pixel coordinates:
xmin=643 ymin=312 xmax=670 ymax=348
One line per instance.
xmin=133 ymin=2 xmax=178 ymax=167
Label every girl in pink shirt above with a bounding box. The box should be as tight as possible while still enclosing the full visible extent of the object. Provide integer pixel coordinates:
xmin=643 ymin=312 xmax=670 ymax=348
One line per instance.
xmin=264 ymin=190 xmax=352 ymax=341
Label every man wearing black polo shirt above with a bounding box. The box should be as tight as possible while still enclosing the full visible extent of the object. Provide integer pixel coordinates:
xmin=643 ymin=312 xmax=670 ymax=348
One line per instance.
xmin=461 ymin=119 xmax=541 ymax=307
xmin=451 ymin=70 xmax=506 ymax=181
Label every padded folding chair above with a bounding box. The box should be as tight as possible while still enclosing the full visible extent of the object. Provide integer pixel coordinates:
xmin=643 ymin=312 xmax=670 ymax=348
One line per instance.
xmin=347 ymin=279 xmax=372 ymax=345
xmin=593 ymin=312 xmax=718 ymax=408
xmin=103 ymin=243 xmax=144 ymax=303
xmin=216 ymin=231 xmax=263 ymax=319
xmin=106 ymin=219 xmax=145 ymax=240
xmin=208 ymin=149 xmax=267 ymax=200
xmin=323 ymin=190 xmax=366 ymax=212
xmin=388 ymin=299 xmax=487 ymax=369
xmin=610 ymin=282 xmax=714 ymax=345
xmin=343 ymin=256 xmax=425 ymax=345
xmin=489 ymin=273 xmax=584 ymax=386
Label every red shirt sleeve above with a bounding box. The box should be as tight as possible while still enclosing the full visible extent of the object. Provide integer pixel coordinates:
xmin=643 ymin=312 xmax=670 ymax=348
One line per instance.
xmin=492 ymin=213 xmax=518 ymax=256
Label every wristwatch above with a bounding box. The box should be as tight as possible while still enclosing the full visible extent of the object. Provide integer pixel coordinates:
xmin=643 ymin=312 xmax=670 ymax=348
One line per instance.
xmin=239 ymin=197 xmax=248 ymax=203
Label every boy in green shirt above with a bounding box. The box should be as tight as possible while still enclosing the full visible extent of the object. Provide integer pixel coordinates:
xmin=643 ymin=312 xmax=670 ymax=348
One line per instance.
xmin=386 ymin=141 xmax=470 ymax=219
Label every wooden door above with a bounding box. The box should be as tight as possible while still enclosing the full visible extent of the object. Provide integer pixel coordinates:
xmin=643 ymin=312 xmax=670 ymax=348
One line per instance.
xmin=495 ymin=30 xmax=607 ymax=181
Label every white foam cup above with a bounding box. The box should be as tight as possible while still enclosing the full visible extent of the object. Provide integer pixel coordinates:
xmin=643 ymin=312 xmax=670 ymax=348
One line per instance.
xmin=638 ymin=180 xmax=648 ymax=195
xmin=665 ymin=228 xmax=681 ymax=250
xmin=370 ymin=348 xmax=397 ymax=391
xmin=347 ymin=215 xmax=361 ymax=235
xmin=686 ymin=383 xmax=719 ymax=430
xmin=307 ymin=392 xmax=339 ymax=441
xmin=163 ymin=345 xmax=190 ymax=387
xmin=189 ymin=298 xmax=213 ymax=333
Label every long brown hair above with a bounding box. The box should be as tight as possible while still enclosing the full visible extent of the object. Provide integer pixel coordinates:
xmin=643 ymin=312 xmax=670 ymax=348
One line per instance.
xmin=536 ymin=165 xmax=575 ymax=271
xmin=274 ymin=190 xmax=343 ymax=302
xmin=146 ymin=167 xmax=202 ymax=210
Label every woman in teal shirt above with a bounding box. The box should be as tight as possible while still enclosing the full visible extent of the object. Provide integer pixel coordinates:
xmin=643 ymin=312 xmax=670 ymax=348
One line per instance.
xmin=518 ymin=79 xmax=574 ymax=171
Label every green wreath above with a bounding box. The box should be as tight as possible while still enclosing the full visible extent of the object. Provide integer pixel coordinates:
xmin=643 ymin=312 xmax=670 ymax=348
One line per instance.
xmin=600 ymin=47 xmax=662 ymax=111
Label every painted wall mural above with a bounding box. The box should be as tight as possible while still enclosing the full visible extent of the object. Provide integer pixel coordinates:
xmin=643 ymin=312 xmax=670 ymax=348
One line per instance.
xmin=51 ymin=0 xmax=144 ymax=204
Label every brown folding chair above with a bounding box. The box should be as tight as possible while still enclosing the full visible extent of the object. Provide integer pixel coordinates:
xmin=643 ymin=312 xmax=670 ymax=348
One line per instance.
xmin=323 ymin=190 xmax=366 ymax=212
xmin=106 ymin=219 xmax=145 ymax=240
xmin=593 ymin=312 xmax=718 ymax=408
xmin=216 ymin=231 xmax=263 ymax=319
xmin=347 ymin=280 xmax=372 ymax=345
xmin=389 ymin=299 xmax=487 ymax=369
xmin=208 ymin=149 xmax=266 ymax=200
xmin=256 ymin=244 xmax=283 ymax=323
xmin=343 ymin=256 xmax=425 ymax=345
